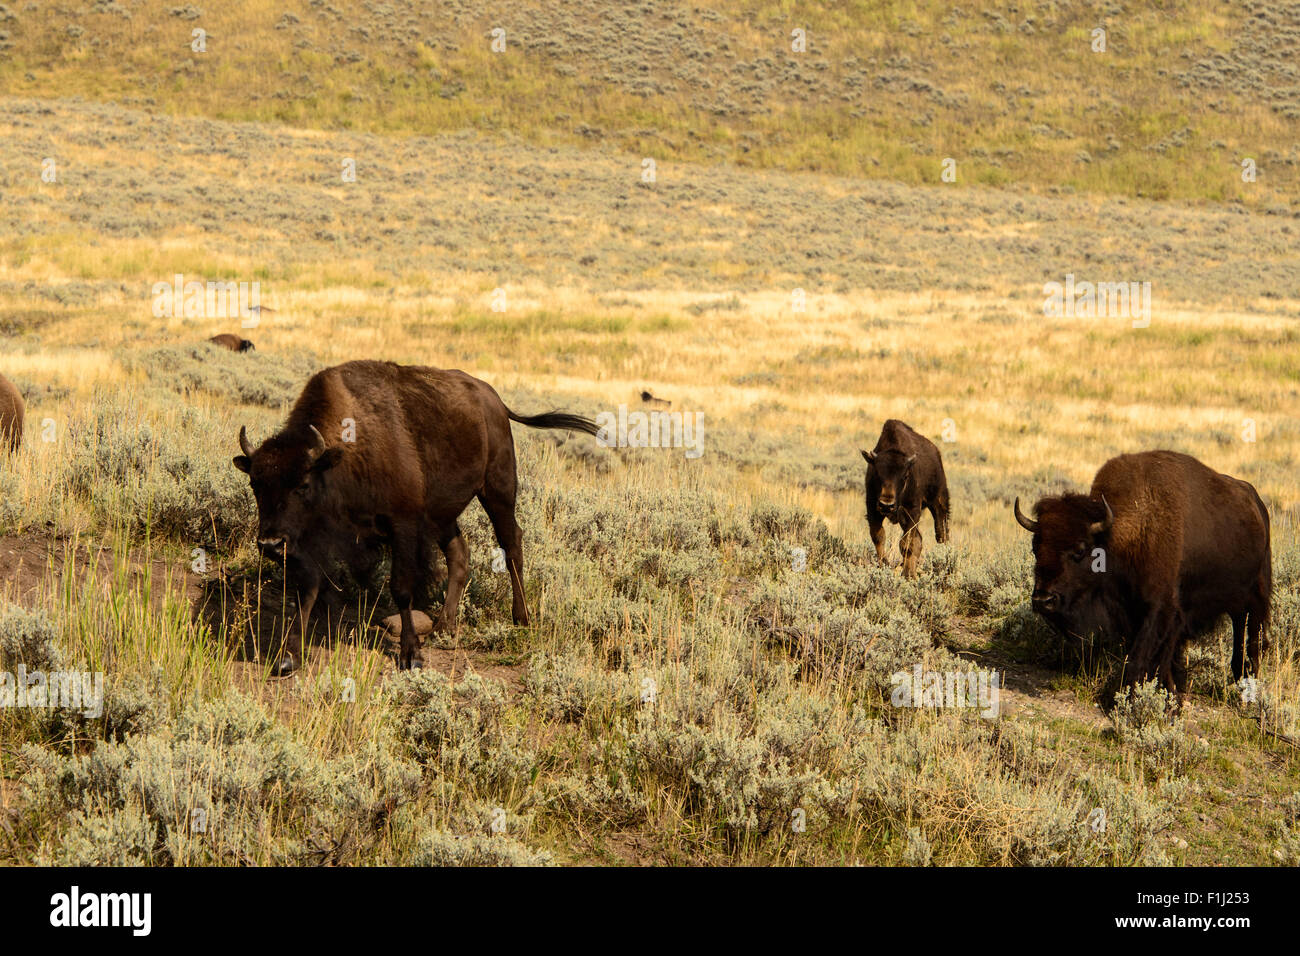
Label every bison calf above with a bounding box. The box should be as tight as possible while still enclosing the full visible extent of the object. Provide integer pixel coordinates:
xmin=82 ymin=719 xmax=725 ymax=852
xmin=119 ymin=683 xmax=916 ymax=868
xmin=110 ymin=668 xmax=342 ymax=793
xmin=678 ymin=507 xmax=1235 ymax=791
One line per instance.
xmin=862 ymin=419 xmax=950 ymax=578
xmin=0 ymin=373 xmax=23 ymax=454
xmin=233 ymin=360 xmax=600 ymax=677
xmin=1014 ymin=450 xmax=1271 ymax=699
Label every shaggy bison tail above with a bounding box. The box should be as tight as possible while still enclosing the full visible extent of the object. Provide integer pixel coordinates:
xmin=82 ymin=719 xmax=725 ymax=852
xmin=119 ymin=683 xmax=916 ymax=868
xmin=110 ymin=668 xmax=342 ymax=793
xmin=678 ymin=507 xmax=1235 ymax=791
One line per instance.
xmin=507 ymin=408 xmax=601 ymax=436
xmin=1258 ymin=515 xmax=1273 ymax=635
xmin=1246 ymin=489 xmax=1272 ymax=661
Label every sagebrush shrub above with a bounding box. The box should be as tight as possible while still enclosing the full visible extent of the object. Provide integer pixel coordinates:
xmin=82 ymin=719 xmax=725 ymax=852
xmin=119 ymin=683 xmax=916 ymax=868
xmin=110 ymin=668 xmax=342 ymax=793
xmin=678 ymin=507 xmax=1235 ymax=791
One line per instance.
xmin=22 ymin=691 xmax=422 ymax=865
xmin=119 ymin=344 xmax=319 ymax=409
xmin=1110 ymin=681 xmax=1205 ymax=778
xmin=385 ymin=669 xmax=536 ymax=796
xmin=405 ymin=831 xmax=553 ymax=867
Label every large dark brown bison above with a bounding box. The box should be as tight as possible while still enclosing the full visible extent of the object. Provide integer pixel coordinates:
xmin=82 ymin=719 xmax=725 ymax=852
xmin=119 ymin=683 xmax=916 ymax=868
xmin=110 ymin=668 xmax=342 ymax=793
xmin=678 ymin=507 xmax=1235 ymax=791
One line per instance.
xmin=210 ymin=334 xmax=255 ymax=352
xmin=862 ymin=419 xmax=950 ymax=578
xmin=1014 ymin=450 xmax=1270 ymax=698
xmin=233 ymin=360 xmax=599 ymax=676
xmin=0 ymin=373 xmax=23 ymax=454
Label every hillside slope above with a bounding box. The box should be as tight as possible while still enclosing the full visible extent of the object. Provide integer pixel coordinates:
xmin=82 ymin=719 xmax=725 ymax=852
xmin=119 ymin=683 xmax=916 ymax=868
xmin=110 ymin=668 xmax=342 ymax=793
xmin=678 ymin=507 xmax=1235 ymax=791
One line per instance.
xmin=0 ymin=0 xmax=1297 ymax=206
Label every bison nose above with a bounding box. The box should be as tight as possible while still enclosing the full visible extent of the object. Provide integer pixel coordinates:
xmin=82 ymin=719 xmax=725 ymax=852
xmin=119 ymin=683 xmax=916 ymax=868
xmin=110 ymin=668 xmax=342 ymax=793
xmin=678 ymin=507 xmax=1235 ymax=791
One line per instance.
xmin=258 ymin=537 xmax=287 ymax=559
xmin=1032 ymin=591 xmax=1060 ymax=613
xmin=878 ymin=498 xmax=896 ymax=513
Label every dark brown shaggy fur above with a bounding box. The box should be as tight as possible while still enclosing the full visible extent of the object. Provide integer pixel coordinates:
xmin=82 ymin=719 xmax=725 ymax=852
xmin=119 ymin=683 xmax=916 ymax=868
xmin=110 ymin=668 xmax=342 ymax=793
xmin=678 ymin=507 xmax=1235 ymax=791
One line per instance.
xmin=862 ymin=419 xmax=950 ymax=578
xmin=233 ymin=360 xmax=599 ymax=676
xmin=1015 ymin=450 xmax=1271 ymax=699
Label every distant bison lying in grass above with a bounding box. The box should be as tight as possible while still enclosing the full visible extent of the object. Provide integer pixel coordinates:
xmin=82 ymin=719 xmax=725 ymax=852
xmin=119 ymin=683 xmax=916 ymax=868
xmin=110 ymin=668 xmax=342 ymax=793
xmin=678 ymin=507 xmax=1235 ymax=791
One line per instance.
xmin=862 ymin=419 xmax=950 ymax=578
xmin=1015 ymin=450 xmax=1271 ymax=699
xmin=210 ymin=334 xmax=255 ymax=352
xmin=0 ymin=373 xmax=23 ymax=453
xmin=233 ymin=360 xmax=601 ymax=676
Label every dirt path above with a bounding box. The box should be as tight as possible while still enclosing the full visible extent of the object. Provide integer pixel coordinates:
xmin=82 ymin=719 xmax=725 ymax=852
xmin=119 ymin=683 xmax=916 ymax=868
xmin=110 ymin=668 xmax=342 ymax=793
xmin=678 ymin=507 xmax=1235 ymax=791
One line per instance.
xmin=943 ymin=616 xmax=1111 ymax=729
xmin=0 ymin=532 xmax=205 ymax=607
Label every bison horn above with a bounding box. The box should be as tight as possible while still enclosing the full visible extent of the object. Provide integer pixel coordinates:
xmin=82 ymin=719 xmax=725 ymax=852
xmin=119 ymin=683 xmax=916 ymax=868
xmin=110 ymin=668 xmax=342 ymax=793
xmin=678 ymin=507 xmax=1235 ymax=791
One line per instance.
xmin=238 ymin=426 xmax=254 ymax=458
xmin=1088 ymin=496 xmax=1114 ymax=537
xmin=1013 ymin=497 xmax=1039 ymax=532
xmin=307 ymin=424 xmax=327 ymax=460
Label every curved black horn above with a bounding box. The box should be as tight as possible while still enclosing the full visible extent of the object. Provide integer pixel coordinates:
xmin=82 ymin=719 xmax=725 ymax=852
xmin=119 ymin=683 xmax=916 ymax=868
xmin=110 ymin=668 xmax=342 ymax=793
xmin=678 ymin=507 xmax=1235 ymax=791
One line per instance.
xmin=1013 ymin=497 xmax=1039 ymax=533
xmin=1088 ymin=495 xmax=1114 ymax=536
xmin=238 ymin=426 xmax=254 ymax=458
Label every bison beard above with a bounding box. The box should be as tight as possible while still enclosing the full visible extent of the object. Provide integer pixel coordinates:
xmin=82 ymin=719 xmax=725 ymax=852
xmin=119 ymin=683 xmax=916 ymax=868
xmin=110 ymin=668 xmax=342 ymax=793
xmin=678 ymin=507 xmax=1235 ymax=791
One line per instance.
xmin=233 ymin=360 xmax=600 ymax=677
xmin=1014 ymin=450 xmax=1271 ymax=702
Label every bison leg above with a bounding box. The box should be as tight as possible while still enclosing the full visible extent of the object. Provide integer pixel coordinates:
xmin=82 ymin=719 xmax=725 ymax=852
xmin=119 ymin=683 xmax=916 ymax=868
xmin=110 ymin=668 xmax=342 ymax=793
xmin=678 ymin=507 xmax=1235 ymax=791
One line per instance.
xmin=388 ymin=522 xmax=425 ymax=670
xmin=868 ymin=515 xmax=889 ymax=564
xmin=434 ymin=523 xmax=469 ymax=636
xmin=1155 ymin=633 xmax=1185 ymax=705
xmin=900 ymin=519 xmax=923 ymax=579
xmin=1244 ymin=607 xmax=1266 ymax=679
xmin=273 ymin=558 xmax=318 ymax=678
xmin=1126 ymin=641 xmax=1156 ymax=687
xmin=414 ymin=532 xmax=440 ymax=610
xmin=1126 ymin=600 xmax=1181 ymax=689
xmin=1171 ymin=640 xmax=1190 ymax=699
xmin=931 ymin=505 xmax=949 ymax=545
xmin=478 ymin=491 xmax=528 ymax=626
xmin=1229 ymin=612 xmax=1247 ymax=681
xmin=931 ymin=485 xmax=951 ymax=544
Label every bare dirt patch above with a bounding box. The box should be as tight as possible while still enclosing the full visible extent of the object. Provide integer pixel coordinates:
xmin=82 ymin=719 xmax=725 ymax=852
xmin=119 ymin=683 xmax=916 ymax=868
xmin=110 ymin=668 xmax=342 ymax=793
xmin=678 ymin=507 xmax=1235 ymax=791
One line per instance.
xmin=0 ymin=532 xmax=203 ymax=609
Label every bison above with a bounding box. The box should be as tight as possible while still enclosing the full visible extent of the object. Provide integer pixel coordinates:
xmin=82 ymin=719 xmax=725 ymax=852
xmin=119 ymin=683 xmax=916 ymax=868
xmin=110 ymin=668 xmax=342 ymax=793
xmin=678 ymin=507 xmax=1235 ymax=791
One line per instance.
xmin=862 ymin=419 xmax=950 ymax=578
xmin=1014 ymin=450 xmax=1270 ymax=699
xmin=0 ymin=373 xmax=23 ymax=453
xmin=233 ymin=360 xmax=599 ymax=676
xmin=210 ymin=334 xmax=255 ymax=352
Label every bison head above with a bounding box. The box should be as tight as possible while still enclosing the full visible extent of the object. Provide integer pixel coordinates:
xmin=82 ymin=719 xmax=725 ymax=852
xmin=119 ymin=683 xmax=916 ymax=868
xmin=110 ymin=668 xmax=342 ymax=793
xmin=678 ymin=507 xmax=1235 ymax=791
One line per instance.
xmin=862 ymin=448 xmax=917 ymax=517
xmin=233 ymin=424 xmax=344 ymax=559
xmin=1013 ymin=493 xmax=1114 ymax=629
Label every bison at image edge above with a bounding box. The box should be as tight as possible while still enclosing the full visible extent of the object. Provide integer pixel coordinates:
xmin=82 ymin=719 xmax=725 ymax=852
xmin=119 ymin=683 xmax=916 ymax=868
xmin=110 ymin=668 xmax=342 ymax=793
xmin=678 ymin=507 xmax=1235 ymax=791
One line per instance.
xmin=0 ymin=373 xmax=23 ymax=454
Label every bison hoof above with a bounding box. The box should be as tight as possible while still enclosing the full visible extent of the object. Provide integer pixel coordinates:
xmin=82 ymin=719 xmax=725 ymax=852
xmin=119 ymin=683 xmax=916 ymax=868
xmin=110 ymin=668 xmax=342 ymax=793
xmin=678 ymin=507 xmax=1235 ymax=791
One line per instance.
xmin=400 ymin=650 xmax=424 ymax=670
xmin=270 ymin=654 xmax=299 ymax=678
